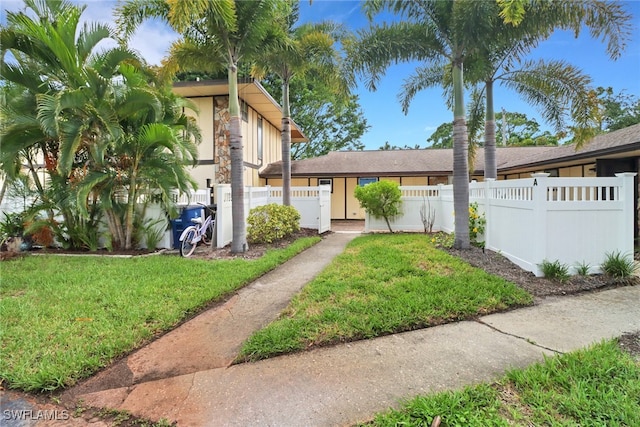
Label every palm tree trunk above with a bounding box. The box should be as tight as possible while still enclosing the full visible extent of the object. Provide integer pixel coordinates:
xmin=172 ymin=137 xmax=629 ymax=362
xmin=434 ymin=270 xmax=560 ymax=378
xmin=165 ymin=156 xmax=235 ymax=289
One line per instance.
xmin=281 ymin=79 xmax=292 ymax=206
xmin=452 ymin=61 xmax=470 ymax=250
xmin=484 ymin=79 xmax=497 ymax=180
xmin=124 ymin=167 xmax=138 ymax=249
xmin=229 ymin=63 xmax=248 ymax=253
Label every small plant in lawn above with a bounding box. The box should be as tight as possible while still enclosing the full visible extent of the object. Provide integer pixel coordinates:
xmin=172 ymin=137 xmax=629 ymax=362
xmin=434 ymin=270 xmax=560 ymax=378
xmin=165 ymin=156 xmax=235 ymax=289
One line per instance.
xmin=247 ymin=204 xmax=300 ymax=244
xmin=354 ymin=180 xmax=402 ymax=233
xmin=601 ymin=251 xmax=636 ymax=278
xmin=574 ymin=261 xmax=591 ymax=276
xmin=539 ymin=259 xmax=570 ymax=282
xmin=429 ymin=232 xmax=454 ymax=248
xmin=468 ymin=202 xmax=486 ymax=247
xmin=420 ymin=196 xmax=436 ymax=233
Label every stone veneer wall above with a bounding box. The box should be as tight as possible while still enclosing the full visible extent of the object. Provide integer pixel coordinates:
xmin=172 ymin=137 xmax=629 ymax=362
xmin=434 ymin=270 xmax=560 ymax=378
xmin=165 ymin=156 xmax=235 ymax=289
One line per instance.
xmin=214 ymin=96 xmax=231 ymax=184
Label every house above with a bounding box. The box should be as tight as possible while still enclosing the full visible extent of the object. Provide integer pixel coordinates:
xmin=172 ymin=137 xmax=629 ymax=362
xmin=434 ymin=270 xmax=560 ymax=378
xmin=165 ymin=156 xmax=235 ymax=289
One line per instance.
xmin=172 ymin=78 xmax=307 ymax=191
xmin=259 ymin=123 xmax=640 ymax=221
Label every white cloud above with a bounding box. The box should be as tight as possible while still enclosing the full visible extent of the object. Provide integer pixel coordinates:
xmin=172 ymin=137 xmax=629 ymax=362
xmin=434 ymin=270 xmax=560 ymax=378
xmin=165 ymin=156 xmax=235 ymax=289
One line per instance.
xmin=128 ymin=21 xmax=178 ymax=65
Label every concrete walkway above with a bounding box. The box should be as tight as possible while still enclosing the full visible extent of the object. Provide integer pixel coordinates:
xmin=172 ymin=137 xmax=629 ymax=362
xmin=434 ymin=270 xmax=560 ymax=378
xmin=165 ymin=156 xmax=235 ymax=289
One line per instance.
xmin=2 ymin=232 xmax=639 ymax=427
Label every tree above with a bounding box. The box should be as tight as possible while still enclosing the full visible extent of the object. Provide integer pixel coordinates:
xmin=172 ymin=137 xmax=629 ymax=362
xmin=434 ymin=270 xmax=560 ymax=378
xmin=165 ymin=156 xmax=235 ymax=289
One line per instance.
xmin=2 ymin=0 xmax=200 ymax=250
xmin=348 ymin=0 xmax=497 ymax=249
xmin=494 ymin=111 xmax=559 ymax=146
xmin=378 ymin=142 xmax=422 ymax=150
xmin=261 ymin=75 xmax=368 ymax=159
xmin=475 ymin=1 xmax=631 ymax=178
xmin=594 ymin=87 xmax=640 ymax=132
xmin=401 ymin=1 xmax=631 ymax=180
xmin=426 ymin=123 xmax=454 ymax=149
xmin=252 ymin=6 xmax=347 ymax=205
xmin=117 ymin=0 xmax=288 ymax=253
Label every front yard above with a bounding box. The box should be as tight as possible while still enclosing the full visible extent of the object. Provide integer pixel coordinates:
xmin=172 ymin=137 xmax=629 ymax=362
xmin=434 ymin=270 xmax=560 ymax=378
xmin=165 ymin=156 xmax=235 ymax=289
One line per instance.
xmin=0 ymin=237 xmax=320 ymax=392
xmin=238 ymin=234 xmax=533 ymax=362
xmin=1 ymin=232 xmax=638 ymax=426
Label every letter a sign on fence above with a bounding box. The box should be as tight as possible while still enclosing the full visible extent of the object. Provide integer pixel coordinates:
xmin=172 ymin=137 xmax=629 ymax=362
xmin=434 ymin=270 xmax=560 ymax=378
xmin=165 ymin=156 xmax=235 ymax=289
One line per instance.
xmin=533 ymin=179 xmax=537 ymax=186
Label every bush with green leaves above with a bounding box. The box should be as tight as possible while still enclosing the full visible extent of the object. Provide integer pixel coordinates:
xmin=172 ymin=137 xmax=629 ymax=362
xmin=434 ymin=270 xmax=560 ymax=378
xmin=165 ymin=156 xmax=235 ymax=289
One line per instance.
xmin=247 ymin=204 xmax=301 ymax=244
xmin=354 ymin=180 xmax=402 ymax=232
xmin=601 ymin=251 xmax=636 ymax=278
xmin=539 ymin=259 xmax=570 ymax=282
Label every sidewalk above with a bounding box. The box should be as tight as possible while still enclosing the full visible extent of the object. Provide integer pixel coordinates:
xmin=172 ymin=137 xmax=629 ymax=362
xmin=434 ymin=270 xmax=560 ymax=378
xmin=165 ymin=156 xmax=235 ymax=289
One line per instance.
xmin=2 ymin=232 xmax=639 ymax=427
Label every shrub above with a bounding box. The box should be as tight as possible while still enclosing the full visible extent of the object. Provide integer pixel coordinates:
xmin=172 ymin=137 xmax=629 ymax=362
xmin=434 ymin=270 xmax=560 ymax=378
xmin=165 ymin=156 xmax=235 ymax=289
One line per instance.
xmin=354 ymin=180 xmax=402 ymax=233
xmin=539 ymin=259 xmax=570 ymax=282
xmin=601 ymin=251 xmax=636 ymax=278
xmin=247 ymin=204 xmax=300 ymax=244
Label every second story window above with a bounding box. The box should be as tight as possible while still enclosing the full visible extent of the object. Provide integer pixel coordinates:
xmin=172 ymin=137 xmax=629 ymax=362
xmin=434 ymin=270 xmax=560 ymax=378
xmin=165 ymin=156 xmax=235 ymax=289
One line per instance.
xmin=257 ymin=117 xmax=263 ymax=161
xmin=241 ymin=100 xmax=248 ymax=122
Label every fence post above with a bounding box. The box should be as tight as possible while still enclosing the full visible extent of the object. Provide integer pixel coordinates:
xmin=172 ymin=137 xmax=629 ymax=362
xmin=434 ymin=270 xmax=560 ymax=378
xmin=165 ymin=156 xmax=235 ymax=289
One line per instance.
xmin=436 ymin=183 xmax=444 ymax=232
xmin=215 ymin=184 xmax=230 ymax=248
xmin=616 ymin=172 xmax=637 ymax=256
xmin=531 ymin=173 xmax=549 ymax=276
xmin=484 ymin=178 xmax=495 ymax=250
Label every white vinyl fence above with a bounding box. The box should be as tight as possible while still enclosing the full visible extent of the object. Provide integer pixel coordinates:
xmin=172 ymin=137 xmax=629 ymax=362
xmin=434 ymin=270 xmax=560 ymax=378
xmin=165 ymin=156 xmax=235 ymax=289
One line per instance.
xmin=214 ymin=184 xmax=331 ymax=248
xmin=366 ymin=173 xmax=637 ymax=276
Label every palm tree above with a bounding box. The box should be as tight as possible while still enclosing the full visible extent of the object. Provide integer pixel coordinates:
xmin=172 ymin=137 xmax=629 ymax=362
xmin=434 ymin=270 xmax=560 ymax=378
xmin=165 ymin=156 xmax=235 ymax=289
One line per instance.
xmin=1 ymin=0 xmax=140 ymax=248
xmin=117 ymin=0 xmax=288 ymax=253
xmin=66 ymin=65 xmax=201 ymax=249
xmin=349 ymin=0 xmax=495 ymax=249
xmin=2 ymin=0 xmax=201 ymax=250
xmin=472 ymin=1 xmax=632 ymax=179
xmin=252 ymin=4 xmax=347 ymax=205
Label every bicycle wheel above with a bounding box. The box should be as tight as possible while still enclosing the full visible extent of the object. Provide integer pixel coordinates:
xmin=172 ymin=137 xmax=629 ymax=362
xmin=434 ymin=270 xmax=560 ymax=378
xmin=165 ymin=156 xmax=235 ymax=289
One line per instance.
xmin=180 ymin=227 xmax=198 ymax=257
xmin=201 ymin=222 xmax=214 ymax=246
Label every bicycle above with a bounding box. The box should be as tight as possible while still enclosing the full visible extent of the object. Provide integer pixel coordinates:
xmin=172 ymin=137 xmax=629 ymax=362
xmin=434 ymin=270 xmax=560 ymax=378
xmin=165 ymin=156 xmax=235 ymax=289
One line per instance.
xmin=179 ymin=203 xmax=216 ymax=257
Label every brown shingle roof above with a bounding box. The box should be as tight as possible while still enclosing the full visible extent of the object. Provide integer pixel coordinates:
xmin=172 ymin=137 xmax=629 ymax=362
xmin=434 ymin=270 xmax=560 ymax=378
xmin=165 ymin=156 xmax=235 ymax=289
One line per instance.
xmin=260 ymin=146 xmax=554 ymax=177
xmin=499 ymin=123 xmax=640 ymax=170
xmin=260 ymin=124 xmax=640 ymax=177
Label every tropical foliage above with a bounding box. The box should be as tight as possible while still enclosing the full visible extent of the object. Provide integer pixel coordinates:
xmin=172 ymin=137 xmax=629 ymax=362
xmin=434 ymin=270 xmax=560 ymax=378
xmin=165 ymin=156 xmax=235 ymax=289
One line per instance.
xmin=346 ymin=0 xmax=632 ymax=247
xmin=0 ymin=0 xmax=200 ymax=250
xmin=348 ymin=0 xmax=488 ymax=248
xmin=117 ymin=0 xmax=290 ymax=253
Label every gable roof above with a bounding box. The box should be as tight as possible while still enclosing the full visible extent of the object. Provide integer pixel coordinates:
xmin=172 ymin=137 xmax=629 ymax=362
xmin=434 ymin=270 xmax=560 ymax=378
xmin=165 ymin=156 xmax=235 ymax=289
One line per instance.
xmin=260 ymin=124 xmax=640 ymax=177
xmin=173 ymin=78 xmax=307 ymax=142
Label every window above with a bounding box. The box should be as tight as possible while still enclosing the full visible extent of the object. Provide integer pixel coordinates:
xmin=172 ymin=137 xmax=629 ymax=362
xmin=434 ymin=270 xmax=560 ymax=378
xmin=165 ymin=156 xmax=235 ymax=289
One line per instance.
xmin=318 ymin=178 xmax=333 ymax=192
xmin=241 ymin=100 xmax=248 ymax=122
xmin=358 ymin=177 xmax=378 ymax=186
xmin=257 ymin=117 xmax=263 ymax=161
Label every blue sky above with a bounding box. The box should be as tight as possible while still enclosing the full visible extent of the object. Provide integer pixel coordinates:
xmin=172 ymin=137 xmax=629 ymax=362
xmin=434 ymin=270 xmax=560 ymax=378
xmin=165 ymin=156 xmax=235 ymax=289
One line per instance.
xmin=2 ymin=0 xmax=639 ymax=150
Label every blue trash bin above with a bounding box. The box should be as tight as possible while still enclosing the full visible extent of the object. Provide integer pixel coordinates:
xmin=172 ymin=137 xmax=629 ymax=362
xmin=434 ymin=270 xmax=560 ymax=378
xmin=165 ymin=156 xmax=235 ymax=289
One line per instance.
xmin=171 ymin=205 xmax=204 ymax=248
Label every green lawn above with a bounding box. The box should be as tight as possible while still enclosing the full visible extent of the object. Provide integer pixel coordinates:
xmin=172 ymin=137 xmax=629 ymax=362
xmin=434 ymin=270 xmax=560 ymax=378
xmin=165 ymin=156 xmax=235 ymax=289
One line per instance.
xmin=362 ymin=339 xmax=640 ymax=426
xmin=0 ymin=236 xmax=320 ymax=392
xmin=238 ymin=234 xmax=533 ymax=362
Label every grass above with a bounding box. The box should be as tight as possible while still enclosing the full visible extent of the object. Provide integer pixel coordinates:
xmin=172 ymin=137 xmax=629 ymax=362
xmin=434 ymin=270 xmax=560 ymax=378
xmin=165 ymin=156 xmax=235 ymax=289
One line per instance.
xmin=0 ymin=236 xmax=320 ymax=392
xmin=362 ymin=338 xmax=640 ymax=426
xmin=238 ymin=234 xmax=533 ymax=362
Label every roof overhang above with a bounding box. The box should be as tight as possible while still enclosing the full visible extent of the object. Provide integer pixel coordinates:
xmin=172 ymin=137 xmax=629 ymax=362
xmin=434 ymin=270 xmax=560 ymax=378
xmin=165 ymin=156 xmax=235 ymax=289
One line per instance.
xmin=173 ymin=78 xmax=307 ymax=143
xmin=498 ymin=142 xmax=640 ymax=174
